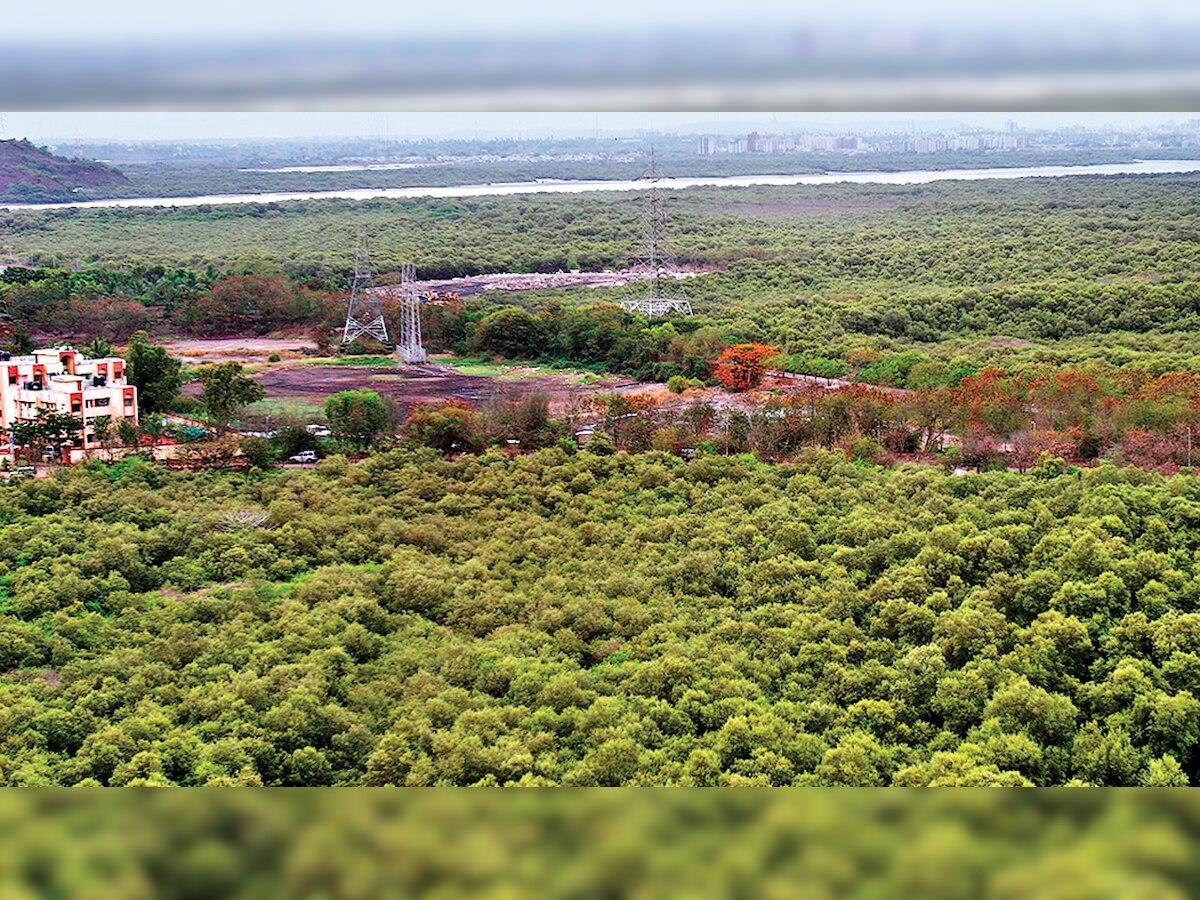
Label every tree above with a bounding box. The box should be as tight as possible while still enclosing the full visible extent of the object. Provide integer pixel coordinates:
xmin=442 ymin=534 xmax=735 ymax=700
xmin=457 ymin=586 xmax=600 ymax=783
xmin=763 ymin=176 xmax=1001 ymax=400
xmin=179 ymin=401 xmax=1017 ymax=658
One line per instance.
xmin=198 ymin=362 xmax=264 ymax=435
xmin=83 ymin=338 xmax=114 ymax=359
xmin=39 ymin=411 xmax=84 ymax=449
xmin=1142 ymin=754 xmax=1189 ymax=786
xmin=816 ymin=732 xmax=894 ymax=786
xmin=470 ymin=307 xmax=547 ymax=359
xmin=949 ymin=369 xmax=1029 ymax=441
xmin=273 ymin=425 xmax=320 ymax=461
xmin=117 ymin=418 xmax=141 ymax=450
xmin=324 ymin=390 xmax=391 ymax=449
xmin=91 ymin=415 xmax=114 ymax=461
xmin=711 ymin=344 xmax=780 ymax=392
xmin=10 ymin=410 xmax=83 ymax=463
xmin=9 ymin=421 xmax=46 ymax=464
xmin=184 ymin=274 xmax=310 ymax=336
xmin=404 ymin=402 xmax=483 ymax=454
xmin=125 ymin=331 xmax=183 ymax=415
xmin=1137 ymin=373 xmax=1200 ymax=468
xmin=312 ymin=325 xmax=336 ymax=357
xmin=6 ymin=325 xmax=35 ymax=355
xmin=1028 ymin=370 xmax=1102 ymax=432
xmin=481 ymin=390 xmax=558 ymax=449
xmin=239 ymin=436 xmax=275 ymax=470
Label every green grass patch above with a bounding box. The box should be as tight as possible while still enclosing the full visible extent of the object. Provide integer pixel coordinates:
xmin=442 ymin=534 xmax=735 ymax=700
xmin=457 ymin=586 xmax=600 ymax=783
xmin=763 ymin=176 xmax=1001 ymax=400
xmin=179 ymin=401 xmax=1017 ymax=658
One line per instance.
xmin=433 ymin=354 xmax=609 ymax=382
xmin=437 ymin=357 xmax=509 ymax=376
xmin=239 ymin=398 xmax=326 ymax=425
xmin=292 ymin=355 xmax=399 ymax=368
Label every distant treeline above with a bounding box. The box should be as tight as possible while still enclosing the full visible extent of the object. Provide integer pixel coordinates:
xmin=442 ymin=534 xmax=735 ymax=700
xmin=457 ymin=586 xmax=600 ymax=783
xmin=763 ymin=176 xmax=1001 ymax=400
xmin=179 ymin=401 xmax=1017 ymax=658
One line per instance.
xmin=0 ymin=265 xmax=334 ymax=342
xmin=6 ymin=176 xmax=1200 ymax=281
xmin=5 ymin=174 xmax=1200 ymax=379
xmin=21 ymin=146 xmax=1199 ymax=202
xmin=10 ymin=259 xmax=1200 ymax=386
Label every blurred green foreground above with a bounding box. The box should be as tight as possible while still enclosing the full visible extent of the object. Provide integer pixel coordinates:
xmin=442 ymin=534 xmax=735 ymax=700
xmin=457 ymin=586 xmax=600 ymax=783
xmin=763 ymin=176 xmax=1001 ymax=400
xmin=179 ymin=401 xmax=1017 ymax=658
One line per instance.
xmin=0 ymin=789 xmax=1197 ymax=899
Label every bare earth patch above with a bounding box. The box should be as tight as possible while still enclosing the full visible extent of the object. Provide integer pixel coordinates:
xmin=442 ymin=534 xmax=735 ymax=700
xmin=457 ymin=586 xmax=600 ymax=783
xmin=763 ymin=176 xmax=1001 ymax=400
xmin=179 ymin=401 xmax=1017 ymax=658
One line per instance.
xmin=162 ymin=338 xmax=318 ymax=364
xmin=182 ymin=361 xmax=646 ymax=418
xmin=176 ymin=346 xmax=886 ymax=424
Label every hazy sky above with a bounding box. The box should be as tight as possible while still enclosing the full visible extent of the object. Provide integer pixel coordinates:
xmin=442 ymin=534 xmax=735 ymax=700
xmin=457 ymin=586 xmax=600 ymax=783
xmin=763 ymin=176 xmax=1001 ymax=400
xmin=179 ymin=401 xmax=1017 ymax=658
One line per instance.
xmin=4 ymin=112 xmax=1194 ymax=143
xmin=9 ymin=0 xmax=1200 ymax=40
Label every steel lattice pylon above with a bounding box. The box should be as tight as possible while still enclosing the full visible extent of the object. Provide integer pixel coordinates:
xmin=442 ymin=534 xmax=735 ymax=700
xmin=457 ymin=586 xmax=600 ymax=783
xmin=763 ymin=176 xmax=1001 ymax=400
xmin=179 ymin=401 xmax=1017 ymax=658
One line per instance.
xmin=621 ymin=147 xmax=693 ymax=318
xmin=342 ymin=228 xmax=391 ymax=346
xmin=396 ymin=263 xmax=427 ymax=364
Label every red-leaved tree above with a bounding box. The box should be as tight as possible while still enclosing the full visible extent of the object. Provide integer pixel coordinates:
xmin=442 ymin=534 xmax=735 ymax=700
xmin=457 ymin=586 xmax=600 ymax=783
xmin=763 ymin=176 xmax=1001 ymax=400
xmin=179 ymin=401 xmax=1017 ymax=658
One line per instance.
xmin=712 ymin=344 xmax=780 ymax=392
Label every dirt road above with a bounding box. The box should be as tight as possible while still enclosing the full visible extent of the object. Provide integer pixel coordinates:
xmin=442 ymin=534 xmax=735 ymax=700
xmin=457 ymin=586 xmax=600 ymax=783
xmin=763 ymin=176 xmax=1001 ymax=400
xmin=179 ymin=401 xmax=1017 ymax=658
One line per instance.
xmin=372 ymin=267 xmax=714 ymax=298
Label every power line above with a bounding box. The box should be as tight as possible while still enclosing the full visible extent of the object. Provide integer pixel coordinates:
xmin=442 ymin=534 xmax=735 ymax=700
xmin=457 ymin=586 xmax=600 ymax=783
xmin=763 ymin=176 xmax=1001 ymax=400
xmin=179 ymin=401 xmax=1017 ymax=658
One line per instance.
xmin=621 ymin=146 xmax=693 ymax=318
xmin=396 ymin=263 xmax=427 ymax=365
xmin=341 ymin=228 xmax=390 ymax=346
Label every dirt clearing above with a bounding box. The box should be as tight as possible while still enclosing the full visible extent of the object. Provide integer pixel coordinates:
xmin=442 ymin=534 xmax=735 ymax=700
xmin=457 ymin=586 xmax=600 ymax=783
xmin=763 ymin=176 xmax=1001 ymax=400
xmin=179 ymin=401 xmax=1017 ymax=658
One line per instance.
xmin=182 ymin=360 xmax=650 ymax=419
xmin=163 ymin=338 xmax=318 ymax=363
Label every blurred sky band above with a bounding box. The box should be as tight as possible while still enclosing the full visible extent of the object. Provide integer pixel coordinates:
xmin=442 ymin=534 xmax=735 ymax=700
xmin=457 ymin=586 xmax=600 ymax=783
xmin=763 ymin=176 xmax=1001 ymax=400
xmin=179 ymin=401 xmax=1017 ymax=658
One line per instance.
xmin=5 ymin=0 xmax=1200 ymax=109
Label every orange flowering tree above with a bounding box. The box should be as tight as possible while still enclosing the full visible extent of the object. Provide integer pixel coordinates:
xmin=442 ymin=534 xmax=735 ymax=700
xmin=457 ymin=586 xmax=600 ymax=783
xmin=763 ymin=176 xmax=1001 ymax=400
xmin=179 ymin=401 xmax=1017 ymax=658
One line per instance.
xmin=712 ymin=344 xmax=781 ymax=392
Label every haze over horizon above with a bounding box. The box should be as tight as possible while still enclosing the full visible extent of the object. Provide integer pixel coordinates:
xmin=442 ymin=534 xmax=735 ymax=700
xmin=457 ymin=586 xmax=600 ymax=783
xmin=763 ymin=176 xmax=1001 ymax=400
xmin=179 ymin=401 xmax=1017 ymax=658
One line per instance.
xmin=3 ymin=112 xmax=1195 ymax=144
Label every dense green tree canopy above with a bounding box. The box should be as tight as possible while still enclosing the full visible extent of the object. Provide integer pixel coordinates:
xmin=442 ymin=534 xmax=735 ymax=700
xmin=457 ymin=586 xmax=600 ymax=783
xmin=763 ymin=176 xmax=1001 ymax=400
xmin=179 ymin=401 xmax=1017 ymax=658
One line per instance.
xmin=124 ymin=331 xmax=183 ymax=415
xmin=324 ymin=390 xmax=392 ymax=449
xmin=198 ymin=362 xmax=265 ymax=434
xmin=3 ymin=450 xmax=1200 ymax=785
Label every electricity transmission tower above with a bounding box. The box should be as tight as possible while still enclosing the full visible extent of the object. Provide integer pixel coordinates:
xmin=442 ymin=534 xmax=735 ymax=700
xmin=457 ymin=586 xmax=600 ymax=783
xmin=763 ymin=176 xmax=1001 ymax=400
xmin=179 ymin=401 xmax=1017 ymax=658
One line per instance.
xmin=621 ymin=146 xmax=693 ymax=318
xmin=342 ymin=229 xmax=390 ymax=346
xmin=396 ymin=263 xmax=427 ymax=364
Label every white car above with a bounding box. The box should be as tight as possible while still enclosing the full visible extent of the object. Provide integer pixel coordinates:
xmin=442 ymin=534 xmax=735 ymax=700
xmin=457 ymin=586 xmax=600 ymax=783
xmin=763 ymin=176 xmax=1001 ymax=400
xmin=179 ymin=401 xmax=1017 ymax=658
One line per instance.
xmin=289 ymin=450 xmax=318 ymax=464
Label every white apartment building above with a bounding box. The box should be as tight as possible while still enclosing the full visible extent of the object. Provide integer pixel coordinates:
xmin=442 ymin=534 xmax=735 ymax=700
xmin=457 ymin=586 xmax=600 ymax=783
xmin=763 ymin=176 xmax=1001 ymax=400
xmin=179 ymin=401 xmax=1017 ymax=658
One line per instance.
xmin=1 ymin=346 xmax=138 ymax=461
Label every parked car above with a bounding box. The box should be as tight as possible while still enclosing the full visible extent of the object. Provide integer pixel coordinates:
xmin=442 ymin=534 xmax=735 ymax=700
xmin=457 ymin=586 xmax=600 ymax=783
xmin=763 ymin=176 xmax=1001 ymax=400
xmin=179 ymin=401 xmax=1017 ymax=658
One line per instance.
xmin=289 ymin=450 xmax=318 ymax=464
xmin=305 ymin=424 xmax=332 ymax=437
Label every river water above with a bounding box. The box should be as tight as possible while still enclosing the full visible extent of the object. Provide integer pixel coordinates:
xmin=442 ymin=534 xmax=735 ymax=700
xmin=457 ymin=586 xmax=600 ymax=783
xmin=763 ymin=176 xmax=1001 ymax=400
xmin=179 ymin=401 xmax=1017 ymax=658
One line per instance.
xmin=5 ymin=159 xmax=1200 ymax=212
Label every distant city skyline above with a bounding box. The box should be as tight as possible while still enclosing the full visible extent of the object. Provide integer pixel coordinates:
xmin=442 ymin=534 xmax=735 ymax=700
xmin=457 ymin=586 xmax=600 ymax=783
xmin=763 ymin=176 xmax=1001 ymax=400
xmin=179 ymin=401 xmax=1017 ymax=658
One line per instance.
xmin=3 ymin=112 xmax=1196 ymax=143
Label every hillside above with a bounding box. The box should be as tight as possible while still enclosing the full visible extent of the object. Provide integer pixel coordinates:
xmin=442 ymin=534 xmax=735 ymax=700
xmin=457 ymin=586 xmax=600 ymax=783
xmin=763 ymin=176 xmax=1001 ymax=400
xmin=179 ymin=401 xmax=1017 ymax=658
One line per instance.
xmin=0 ymin=138 xmax=128 ymax=203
